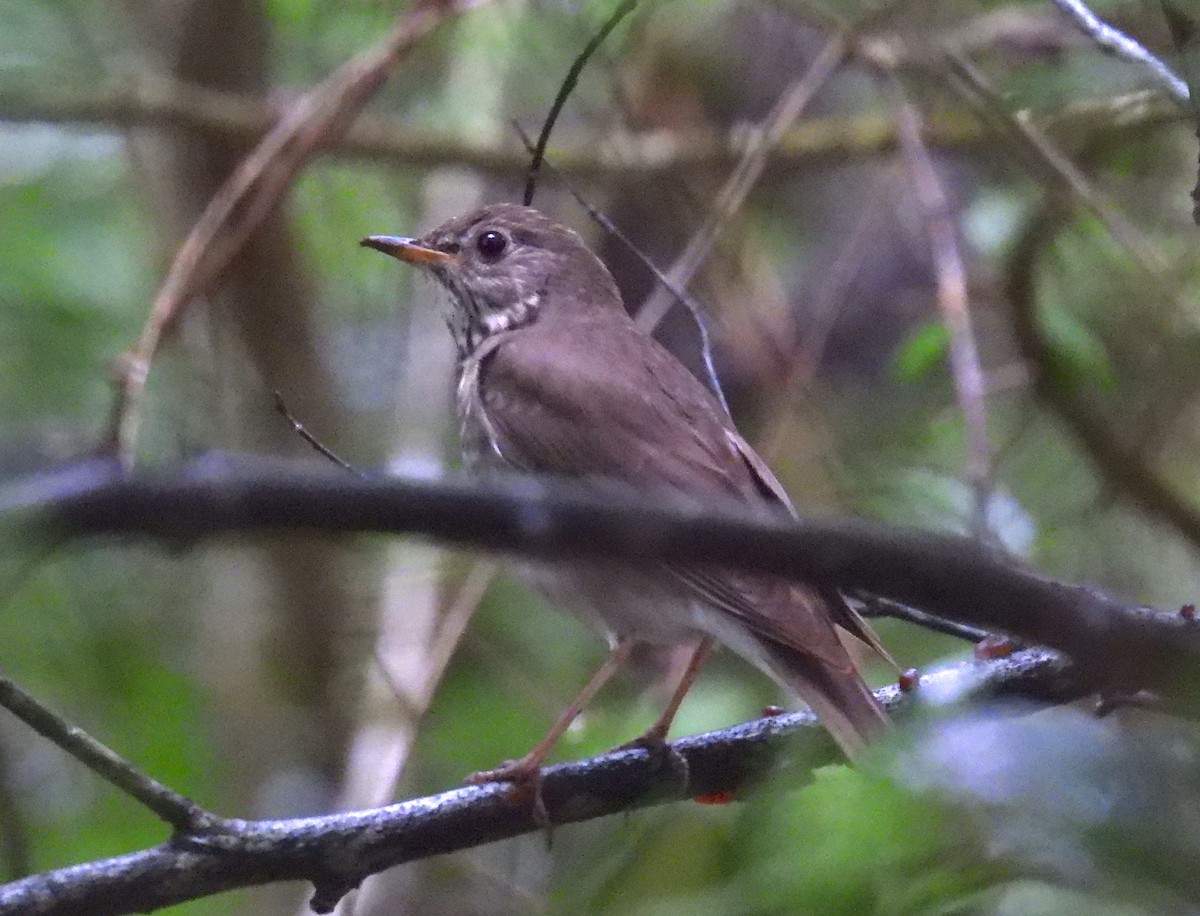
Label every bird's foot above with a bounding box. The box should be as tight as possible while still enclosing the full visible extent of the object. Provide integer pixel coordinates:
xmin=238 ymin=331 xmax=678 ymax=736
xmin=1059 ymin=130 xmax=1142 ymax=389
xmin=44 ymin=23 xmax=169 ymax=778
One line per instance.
xmin=466 ymin=757 xmax=551 ymax=834
xmin=615 ymin=727 xmax=690 ymax=789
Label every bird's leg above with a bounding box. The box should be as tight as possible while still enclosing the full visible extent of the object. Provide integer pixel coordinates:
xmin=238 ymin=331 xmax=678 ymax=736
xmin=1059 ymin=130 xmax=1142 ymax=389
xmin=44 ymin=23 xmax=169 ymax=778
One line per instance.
xmin=615 ymin=637 xmax=714 ymax=788
xmin=629 ymin=637 xmax=715 ymax=747
xmin=467 ymin=638 xmax=634 ymax=794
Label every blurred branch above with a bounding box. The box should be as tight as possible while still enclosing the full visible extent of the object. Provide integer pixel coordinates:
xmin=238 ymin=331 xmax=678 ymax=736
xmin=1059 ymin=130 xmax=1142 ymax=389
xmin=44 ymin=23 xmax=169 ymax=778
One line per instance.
xmin=632 ymin=0 xmax=919 ymax=334
xmin=886 ymin=76 xmax=994 ymax=537
xmin=0 ymin=78 xmax=1185 ymax=180
xmin=1050 ymin=0 xmax=1189 ymax=104
xmin=0 ymin=740 xmax=30 ymax=882
xmin=634 ymin=32 xmax=846 ymax=332
xmin=1005 ymin=207 xmax=1200 ymax=553
xmin=104 ymin=0 xmax=489 ymax=465
xmin=944 ymin=52 xmax=1170 ymax=278
xmin=7 ymin=457 xmax=1200 ymax=710
xmin=0 ymin=647 xmax=1088 ymax=916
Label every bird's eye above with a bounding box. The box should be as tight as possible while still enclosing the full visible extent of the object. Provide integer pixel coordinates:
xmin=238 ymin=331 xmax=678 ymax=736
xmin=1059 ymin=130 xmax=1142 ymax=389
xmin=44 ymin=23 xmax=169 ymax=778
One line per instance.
xmin=475 ymin=230 xmax=507 ymax=260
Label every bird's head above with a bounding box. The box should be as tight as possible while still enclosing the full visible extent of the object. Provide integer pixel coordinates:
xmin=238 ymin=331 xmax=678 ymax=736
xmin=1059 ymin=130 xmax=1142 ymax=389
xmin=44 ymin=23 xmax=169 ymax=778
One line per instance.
xmin=363 ymin=203 xmax=623 ymax=356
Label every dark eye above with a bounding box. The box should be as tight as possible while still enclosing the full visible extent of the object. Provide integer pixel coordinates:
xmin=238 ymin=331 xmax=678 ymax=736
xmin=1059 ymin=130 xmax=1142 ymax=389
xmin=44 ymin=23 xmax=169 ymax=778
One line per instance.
xmin=476 ymin=230 xmax=507 ymax=260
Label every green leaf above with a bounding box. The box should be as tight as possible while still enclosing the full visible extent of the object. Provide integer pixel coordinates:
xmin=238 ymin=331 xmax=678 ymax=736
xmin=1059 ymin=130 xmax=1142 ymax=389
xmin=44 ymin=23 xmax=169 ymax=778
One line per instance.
xmin=892 ymin=321 xmax=950 ymax=384
xmin=1039 ymin=305 xmax=1117 ymax=392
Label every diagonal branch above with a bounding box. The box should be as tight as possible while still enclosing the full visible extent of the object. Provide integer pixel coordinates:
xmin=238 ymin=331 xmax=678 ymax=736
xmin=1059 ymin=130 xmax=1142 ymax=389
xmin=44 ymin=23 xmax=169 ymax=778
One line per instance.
xmin=1051 ymin=0 xmax=1189 ymax=104
xmin=944 ymin=51 xmax=1170 ymax=279
xmin=1005 ymin=207 xmax=1200 ymax=554
xmin=633 ymin=33 xmax=847 ymax=333
xmin=0 ymin=672 xmax=220 ymax=835
xmin=886 ymin=76 xmax=994 ymax=537
xmin=105 ymin=0 xmax=489 ymax=466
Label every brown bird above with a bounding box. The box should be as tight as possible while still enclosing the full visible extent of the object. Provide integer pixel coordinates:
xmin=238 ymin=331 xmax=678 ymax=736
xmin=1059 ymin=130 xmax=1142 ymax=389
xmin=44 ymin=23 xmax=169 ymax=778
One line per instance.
xmin=363 ymin=203 xmax=890 ymax=782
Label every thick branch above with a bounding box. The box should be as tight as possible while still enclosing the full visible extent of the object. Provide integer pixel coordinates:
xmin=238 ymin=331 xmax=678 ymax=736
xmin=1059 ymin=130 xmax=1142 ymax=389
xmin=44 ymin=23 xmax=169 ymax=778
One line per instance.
xmin=6 ymin=458 xmax=1198 ymax=709
xmin=0 ymin=648 xmax=1083 ymax=916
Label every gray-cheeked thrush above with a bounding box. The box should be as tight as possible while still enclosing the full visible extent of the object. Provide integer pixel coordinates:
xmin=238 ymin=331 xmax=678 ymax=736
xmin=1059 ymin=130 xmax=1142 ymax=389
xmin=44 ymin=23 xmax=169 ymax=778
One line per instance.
xmin=363 ymin=203 xmax=891 ymax=784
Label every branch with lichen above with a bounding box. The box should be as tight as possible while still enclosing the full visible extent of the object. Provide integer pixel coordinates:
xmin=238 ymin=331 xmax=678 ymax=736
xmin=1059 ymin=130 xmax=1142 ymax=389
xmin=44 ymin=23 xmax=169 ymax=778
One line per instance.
xmin=0 ymin=646 xmax=1084 ymax=916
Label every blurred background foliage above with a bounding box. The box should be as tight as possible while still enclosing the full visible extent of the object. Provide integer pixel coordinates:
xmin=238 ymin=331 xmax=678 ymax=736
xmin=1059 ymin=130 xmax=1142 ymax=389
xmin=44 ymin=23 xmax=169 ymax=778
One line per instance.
xmin=0 ymin=0 xmax=1199 ymax=913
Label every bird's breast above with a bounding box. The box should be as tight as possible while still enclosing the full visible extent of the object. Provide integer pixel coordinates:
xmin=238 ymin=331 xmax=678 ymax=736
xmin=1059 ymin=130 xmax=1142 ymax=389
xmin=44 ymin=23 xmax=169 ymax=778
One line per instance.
xmin=455 ymin=351 xmax=507 ymax=472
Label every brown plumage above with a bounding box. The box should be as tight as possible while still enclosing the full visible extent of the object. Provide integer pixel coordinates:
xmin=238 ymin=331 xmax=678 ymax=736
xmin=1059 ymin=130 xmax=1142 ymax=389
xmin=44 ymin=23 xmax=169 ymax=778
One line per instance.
xmin=364 ymin=203 xmax=890 ymax=764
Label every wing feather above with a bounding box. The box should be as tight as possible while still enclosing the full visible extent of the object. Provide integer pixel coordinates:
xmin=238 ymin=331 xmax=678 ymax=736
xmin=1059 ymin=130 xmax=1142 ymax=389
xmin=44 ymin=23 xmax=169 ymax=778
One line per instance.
xmin=476 ymin=317 xmax=886 ymax=663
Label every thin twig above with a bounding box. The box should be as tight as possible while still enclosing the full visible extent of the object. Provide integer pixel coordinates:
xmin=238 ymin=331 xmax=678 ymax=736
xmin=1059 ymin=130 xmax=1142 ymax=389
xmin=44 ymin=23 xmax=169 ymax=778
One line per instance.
xmin=886 ymin=76 xmax=994 ymax=538
xmin=1051 ymin=0 xmax=1189 ymax=104
xmin=272 ymin=391 xmax=361 ymax=476
xmin=632 ymin=0 xmax=919 ymax=335
xmin=0 ymin=465 xmax=213 ymax=834
xmin=105 ymin=0 xmax=488 ymax=466
xmin=634 ymin=33 xmax=847 ymax=334
xmin=857 ymin=595 xmax=993 ymax=643
xmin=944 ymin=51 xmax=1171 ymax=279
xmin=513 ymin=123 xmax=730 ymax=413
xmin=0 ymin=672 xmax=220 ymax=834
xmin=523 ymin=0 xmax=637 ymax=206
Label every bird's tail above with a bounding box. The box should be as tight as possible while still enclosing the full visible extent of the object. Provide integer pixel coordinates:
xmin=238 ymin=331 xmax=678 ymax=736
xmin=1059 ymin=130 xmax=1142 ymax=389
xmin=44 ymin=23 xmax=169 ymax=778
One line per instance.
xmin=760 ymin=641 xmax=890 ymax=761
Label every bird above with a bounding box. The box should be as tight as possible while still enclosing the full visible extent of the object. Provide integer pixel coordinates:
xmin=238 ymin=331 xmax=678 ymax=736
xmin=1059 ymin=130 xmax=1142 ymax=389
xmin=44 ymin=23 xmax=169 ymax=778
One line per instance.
xmin=362 ymin=202 xmax=891 ymax=784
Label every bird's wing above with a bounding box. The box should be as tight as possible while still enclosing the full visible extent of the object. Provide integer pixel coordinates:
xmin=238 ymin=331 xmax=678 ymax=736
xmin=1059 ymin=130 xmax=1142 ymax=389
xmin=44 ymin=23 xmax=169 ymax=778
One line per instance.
xmin=724 ymin=427 xmax=894 ymax=665
xmin=477 ymin=318 xmax=884 ymax=667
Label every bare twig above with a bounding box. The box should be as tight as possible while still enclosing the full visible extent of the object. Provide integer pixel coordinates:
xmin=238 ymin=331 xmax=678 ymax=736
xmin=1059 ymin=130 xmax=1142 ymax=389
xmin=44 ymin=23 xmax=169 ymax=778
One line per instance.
xmin=634 ymin=34 xmax=847 ymax=333
xmin=0 ymin=647 xmax=1087 ymax=916
xmin=944 ymin=52 xmax=1170 ymax=279
xmin=272 ymin=391 xmax=360 ymax=476
xmin=631 ymin=0 xmax=925 ymax=336
xmin=512 ymin=123 xmax=729 ymax=413
xmin=522 ymin=0 xmax=637 ymax=206
xmin=857 ymin=595 xmax=994 ymax=644
xmin=105 ymin=0 xmax=488 ymax=466
xmin=886 ymin=77 xmax=994 ymax=538
xmin=1051 ymin=0 xmax=1189 ymax=104
xmin=0 ymin=672 xmax=220 ymax=834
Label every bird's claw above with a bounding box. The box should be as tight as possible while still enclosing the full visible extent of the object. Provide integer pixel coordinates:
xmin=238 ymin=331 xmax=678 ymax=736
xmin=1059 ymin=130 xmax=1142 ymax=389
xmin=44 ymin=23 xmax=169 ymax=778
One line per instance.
xmin=615 ymin=730 xmax=690 ymax=789
xmin=466 ymin=758 xmax=552 ymax=836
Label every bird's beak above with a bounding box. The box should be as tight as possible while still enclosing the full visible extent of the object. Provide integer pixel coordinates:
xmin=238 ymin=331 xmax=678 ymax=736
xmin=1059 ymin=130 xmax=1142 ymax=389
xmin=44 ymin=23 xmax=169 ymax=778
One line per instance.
xmin=360 ymin=235 xmax=458 ymax=266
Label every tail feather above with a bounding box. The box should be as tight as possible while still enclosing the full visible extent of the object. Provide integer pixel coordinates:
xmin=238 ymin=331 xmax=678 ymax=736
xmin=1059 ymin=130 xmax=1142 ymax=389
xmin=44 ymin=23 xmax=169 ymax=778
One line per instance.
xmin=761 ymin=642 xmax=890 ymax=760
